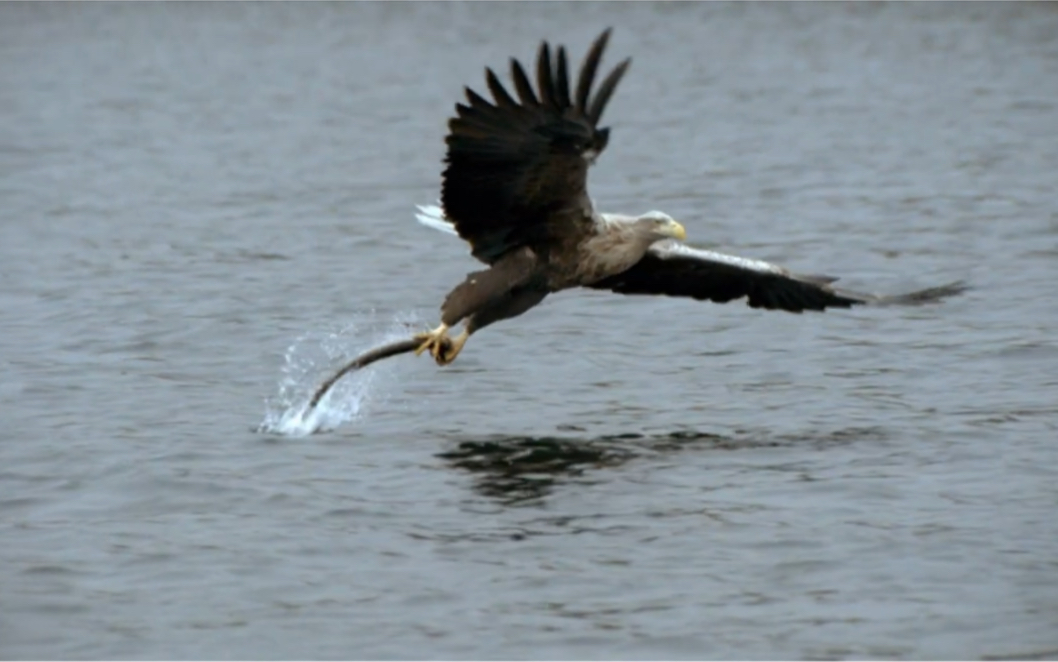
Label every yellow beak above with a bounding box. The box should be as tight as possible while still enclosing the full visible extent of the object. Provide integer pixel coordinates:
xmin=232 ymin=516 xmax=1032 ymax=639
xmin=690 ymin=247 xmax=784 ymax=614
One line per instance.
xmin=667 ymin=221 xmax=687 ymax=241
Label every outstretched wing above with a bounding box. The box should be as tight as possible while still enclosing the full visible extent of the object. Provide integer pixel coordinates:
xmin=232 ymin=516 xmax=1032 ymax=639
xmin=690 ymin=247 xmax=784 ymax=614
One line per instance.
xmin=590 ymin=240 xmax=969 ymax=312
xmin=442 ymin=29 xmax=631 ymax=264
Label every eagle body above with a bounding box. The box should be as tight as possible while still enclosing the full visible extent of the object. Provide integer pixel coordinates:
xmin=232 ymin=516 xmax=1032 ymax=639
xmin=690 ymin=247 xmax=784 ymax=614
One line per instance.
xmin=575 ymin=214 xmax=684 ymax=285
xmin=438 ymin=211 xmax=685 ymax=333
xmin=406 ymin=29 xmax=966 ymax=366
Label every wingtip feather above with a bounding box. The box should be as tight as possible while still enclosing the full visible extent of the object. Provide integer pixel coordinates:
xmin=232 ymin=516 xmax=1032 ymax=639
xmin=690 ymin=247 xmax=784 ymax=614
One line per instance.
xmin=880 ymin=280 xmax=971 ymax=306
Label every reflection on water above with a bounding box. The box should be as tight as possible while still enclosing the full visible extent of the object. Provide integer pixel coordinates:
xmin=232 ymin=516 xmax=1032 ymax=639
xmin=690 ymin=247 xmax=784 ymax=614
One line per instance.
xmin=438 ymin=435 xmax=642 ymax=505
xmin=438 ymin=428 xmax=887 ymax=504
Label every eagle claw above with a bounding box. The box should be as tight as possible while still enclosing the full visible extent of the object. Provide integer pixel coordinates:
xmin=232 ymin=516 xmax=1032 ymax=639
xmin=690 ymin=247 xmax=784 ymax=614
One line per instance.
xmin=414 ymin=325 xmax=454 ymax=366
xmin=414 ymin=326 xmax=468 ymax=366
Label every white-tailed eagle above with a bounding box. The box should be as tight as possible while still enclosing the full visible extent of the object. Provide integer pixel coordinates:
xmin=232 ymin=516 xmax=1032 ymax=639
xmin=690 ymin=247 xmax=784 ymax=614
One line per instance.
xmin=409 ymin=28 xmax=966 ymax=365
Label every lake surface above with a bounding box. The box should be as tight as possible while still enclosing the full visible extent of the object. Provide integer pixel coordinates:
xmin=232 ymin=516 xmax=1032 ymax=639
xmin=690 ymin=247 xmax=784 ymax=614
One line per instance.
xmin=2 ymin=2 xmax=1057 ymax=659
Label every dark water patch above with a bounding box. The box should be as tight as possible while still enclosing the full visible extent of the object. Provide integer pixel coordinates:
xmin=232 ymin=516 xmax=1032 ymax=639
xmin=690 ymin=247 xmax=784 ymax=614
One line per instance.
xmin=437 ymin=435 xmax=639 ymax=505
xmin=20 ymin=564 xmax=80 ymax=577
xmin=982 ymin=649 xmax=1058 ymax=661
xmin=437 ymin=427 xmax=891 ymax=504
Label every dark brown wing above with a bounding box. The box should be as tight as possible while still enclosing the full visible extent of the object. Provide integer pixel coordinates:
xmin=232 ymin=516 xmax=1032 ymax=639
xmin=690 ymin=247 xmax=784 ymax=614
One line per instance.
xmin=442 ymin=29 xmax=631 ymax=264
xmin=590 ymin=240 xmax=969 ymax=313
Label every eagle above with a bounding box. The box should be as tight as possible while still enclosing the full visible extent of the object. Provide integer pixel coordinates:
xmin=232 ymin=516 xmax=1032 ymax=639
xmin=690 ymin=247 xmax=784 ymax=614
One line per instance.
xmin=407 ymin=28 xmax=966 ymax=367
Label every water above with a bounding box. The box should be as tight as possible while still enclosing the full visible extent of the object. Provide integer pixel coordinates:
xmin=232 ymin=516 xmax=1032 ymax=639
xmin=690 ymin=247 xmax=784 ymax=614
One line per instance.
xmin=2 ymin=3 xmax=1057 ymax=659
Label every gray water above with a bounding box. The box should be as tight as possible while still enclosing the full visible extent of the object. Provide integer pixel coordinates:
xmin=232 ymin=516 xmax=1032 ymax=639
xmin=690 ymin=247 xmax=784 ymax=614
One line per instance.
xmin=2 ymin=2 xmax=1057 ymax=659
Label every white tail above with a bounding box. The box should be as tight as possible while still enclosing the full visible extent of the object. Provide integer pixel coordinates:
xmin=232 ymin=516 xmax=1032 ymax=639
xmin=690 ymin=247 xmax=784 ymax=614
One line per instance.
xmin=415 ymin=204 xmax=459 ymax=236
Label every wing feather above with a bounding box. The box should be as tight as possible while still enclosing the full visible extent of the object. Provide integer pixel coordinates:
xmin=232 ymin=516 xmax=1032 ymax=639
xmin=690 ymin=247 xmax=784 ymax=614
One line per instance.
xmin=485 ymin=68 xmax=518 ymax=108
xmin=464 ymin=87 xmax=494 ymax=113
xmin=442 ymin=29 xmax=630 ymax=264
xmin=575 ymin=28 xmax=610 ymax=112
xmin=536 ymin=43 xmax=557 ymax=108
xmin=510 ymin=59 xmax=538 ymax=106
xmin=554 ymin=47 xmax=572 ymax=109
xmin=587 ymin=58 xmax=631 ymax=125
xmin=590 ymin=241 xmax=969 ymax=313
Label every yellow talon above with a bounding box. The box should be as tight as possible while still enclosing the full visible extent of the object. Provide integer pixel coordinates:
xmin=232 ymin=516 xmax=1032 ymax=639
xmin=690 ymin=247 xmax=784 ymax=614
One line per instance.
xmin=413 ymin=324 xmax=470 ymax=366
xmin=434 ymin=329 xmax=469 ymax=366
xmin=414 ymin=323 xmax=450 ymax=359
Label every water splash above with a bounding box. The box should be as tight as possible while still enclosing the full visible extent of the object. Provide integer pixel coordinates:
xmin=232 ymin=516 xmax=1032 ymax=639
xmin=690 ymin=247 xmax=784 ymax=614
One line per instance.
xmin=258 ymin=312 xmax=422 ymax=436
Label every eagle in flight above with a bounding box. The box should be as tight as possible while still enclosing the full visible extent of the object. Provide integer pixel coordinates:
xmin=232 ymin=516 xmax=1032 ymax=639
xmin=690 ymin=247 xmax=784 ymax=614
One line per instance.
xmin=406 ymin=28 xmax=965 ymax=366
